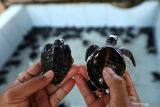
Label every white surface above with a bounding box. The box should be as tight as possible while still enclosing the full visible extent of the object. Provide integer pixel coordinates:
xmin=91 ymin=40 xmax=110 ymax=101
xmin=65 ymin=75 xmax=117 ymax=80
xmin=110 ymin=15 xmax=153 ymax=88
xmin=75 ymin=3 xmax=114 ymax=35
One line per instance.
xmin=0 ymin=1 xmax=159 ymax=67
xmin=0 ymin=36 xmax=11 ymax=68
xmin=0 ymin=2 xmax=160 ymax=107
xmin=155 ymin=6 xmax=160 ymax=62
xmin=0 ymin=5 xmax=32 ymax=68
xmin=26 ymin=2 xmax=159 ymax=27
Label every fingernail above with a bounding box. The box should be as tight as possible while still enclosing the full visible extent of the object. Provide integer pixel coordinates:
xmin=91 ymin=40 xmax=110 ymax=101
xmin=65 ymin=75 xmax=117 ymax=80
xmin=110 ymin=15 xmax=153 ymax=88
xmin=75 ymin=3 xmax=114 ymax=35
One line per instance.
xmin=103 ymin=67 xmax=114 ymax=86
xmin=44 ymin=70 xmax=54 ymax=78
xmin=103 ymin=67 xmax=115 ymax=81
xmin=103 ymin=67 xmax=113 ymax=75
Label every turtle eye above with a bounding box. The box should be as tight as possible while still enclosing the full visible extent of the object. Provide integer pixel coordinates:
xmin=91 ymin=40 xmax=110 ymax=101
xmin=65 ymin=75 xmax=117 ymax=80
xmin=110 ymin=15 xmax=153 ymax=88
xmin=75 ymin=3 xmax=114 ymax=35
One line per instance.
xmin=109 ymin=37 xmax=116 ymax=44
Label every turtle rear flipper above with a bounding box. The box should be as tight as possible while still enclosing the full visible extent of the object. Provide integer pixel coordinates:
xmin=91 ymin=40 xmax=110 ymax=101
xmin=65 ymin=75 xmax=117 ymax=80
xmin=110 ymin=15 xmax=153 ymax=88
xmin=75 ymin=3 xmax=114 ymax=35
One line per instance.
xmin=85 ymin=45 xmax=99 ymax=61
xmin=87 ymin=80 xmax=97 ymax=91
xmin=118 ymin=48 xmax=136 ymax=67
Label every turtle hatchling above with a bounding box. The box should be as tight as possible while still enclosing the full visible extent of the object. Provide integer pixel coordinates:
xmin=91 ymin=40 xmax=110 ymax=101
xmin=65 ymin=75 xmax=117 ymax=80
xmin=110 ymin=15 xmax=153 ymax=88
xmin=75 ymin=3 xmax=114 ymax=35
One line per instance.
xmin=85 ymin=35 xmax=136 ymax=92
xmin=41 ymin=39 xmax=73 ymax=85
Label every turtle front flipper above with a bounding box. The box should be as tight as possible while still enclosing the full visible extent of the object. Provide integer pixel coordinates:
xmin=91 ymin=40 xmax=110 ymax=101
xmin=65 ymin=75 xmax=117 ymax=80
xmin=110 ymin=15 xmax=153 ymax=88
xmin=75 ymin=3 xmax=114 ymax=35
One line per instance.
xmin=85 ymin=45 xmax=99 ymax=61
xmin=118 ymin=48 xmax=136 ymax=67
xmin=87 ymin=80 xmax=97 ymax=91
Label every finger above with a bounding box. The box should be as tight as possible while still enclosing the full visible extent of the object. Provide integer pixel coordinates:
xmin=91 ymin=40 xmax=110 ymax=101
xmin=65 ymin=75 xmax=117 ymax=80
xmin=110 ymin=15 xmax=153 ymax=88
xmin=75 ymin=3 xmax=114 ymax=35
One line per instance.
xmin=14 ymin=61 xmax=42 ymax=85
xmin=25 ymin=61 xmax=42 ymax=76
xmin=123 ymin=71 xmax=137 ymax=96
xmin=10 ymin=70 xmax=54 ymax=98
xmin=50 ymin=78 xmax=75 ymax=107
xmin=34 ymin=89 xmax=50 ymax=107
xmin=61 ymin=64 xmax=79 ymax=84
xmin=30 ymin=96 xmax=37 ymax=107
xmin=14 ymin=72 xmax=35 ymax=85
xmin=123 ymin=71 xmax=140 ymax=102
xmin=46 ymin=65 xmax=78 ymax=95
xmin=101 ymin=94 xmax=110 ymax=104
xmin=103 ymin=67 xmax=128 ymax=107
xmin=95 ymin=91 xmax=105 ymax=98
xmin=46 ymin=84 xmax=58 ymax=95
xmin=75 ymin=74 xmax=97 ymax=106
xmin=78 ymin=65 xmax=88 ymax=79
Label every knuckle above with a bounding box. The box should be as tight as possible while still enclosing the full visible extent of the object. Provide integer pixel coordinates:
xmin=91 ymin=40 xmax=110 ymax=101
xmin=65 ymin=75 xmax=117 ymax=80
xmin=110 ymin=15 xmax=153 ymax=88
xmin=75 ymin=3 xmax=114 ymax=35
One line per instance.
xmin=34 ymin=75 xmax=45 ymax=82
xmin=56 ymin=88 xmax=66 ymax=99
xmin=55 ymin=94 xmax=61 ymax=102
xmin=30 ymin=75 xmax=47 ymax=91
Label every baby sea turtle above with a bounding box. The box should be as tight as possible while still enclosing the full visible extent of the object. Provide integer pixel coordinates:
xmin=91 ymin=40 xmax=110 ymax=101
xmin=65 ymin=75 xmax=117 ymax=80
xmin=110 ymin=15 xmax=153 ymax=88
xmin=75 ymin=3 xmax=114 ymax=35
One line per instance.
xmin=85 ymin=35 xmax=136 ymax=92
xmin=41 ymin=39 xmax=73 ymax=85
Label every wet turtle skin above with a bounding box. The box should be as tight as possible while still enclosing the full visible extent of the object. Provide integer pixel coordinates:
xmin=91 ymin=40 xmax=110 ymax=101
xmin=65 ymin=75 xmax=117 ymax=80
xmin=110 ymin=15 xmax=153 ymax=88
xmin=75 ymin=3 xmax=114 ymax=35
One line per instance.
xmin=86 ymin=35 xmax=136 ymax=92
xmin=41 ymin=39 xmax=73 ymax=85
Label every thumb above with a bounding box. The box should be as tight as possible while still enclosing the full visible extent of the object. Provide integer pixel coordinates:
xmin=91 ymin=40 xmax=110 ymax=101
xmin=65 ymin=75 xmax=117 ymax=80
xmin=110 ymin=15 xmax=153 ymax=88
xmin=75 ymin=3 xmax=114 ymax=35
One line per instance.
xmin=103 ymin=67 xmax=128 ymax=107
xmin=14 ymin=70 xmax=54 ymax=97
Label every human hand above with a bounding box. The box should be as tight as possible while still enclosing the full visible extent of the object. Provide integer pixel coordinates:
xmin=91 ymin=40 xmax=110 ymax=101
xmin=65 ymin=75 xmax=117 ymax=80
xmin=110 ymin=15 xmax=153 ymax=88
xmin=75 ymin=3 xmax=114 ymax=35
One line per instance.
xmin=0 ymin=61 xmax=78 ymax=107
xmin=75 ymin=65 xmax=140 ymax=107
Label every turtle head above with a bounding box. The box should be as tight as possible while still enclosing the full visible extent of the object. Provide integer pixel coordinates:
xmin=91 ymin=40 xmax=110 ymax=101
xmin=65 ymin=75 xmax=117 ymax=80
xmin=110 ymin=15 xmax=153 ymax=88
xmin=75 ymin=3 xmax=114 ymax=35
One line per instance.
xmin=54 ymin=38 xmax=64 ymax=45
xmin=106 ymin=35 xmax=118 ymax=46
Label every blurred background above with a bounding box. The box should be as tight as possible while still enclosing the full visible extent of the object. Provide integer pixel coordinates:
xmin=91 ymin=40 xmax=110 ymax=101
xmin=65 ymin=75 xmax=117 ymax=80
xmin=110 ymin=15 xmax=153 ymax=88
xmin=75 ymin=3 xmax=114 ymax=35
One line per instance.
xmin=0 ymin=0 xmax=160 ymax=107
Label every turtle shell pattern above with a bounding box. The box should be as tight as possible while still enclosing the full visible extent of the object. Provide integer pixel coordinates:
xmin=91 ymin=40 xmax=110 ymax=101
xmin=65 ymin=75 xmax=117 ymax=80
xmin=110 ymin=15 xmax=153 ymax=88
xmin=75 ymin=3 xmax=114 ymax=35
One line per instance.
xmin=41 ymin=40 xmax=73 ymax=85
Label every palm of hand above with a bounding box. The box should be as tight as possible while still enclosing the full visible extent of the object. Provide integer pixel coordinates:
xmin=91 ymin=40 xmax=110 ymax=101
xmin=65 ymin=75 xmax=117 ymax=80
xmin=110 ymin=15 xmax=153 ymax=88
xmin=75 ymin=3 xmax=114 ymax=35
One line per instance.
xmin=0 ymin=62 xmax=78 ymax=107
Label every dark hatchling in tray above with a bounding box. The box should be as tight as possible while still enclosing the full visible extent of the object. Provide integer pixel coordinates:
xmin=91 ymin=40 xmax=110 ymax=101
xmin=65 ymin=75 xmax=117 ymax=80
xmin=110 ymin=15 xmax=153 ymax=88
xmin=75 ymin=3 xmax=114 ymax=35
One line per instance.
xmin=41 ymin=39 xmax=73 ymax=85
xmin=85 ymin=35 xmax=136 ymax=92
